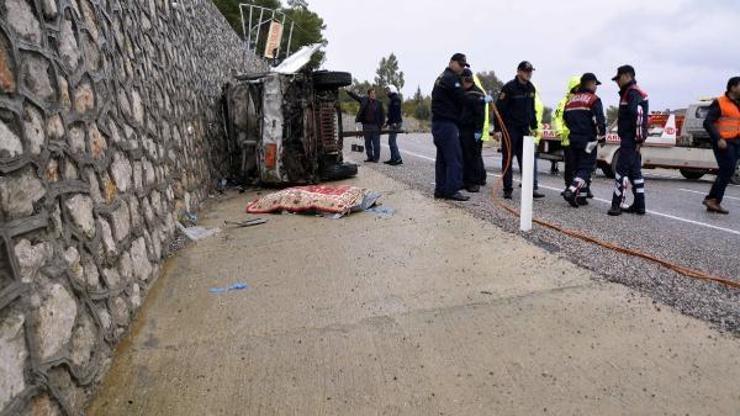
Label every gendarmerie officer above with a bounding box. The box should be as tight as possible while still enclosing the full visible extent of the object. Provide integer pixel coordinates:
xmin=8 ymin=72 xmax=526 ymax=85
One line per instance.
xmin=562 ymin=73 xmax=606 ymax=207
xmin=459 ymin=68 xmax=487 ymax=193
xmin=608 ymin=65 xmax=649 ymax=216
xmin=431 ymin=53 xmax=472 ymax=201
xmin=495 ymin=61 xmax=545 ymax=199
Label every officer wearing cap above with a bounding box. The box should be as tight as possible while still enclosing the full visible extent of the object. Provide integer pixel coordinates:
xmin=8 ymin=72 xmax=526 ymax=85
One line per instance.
xmin=459 ymin=68 xmax=487 ymax=192
xmin=431 ymin=53 xmax=474 ymax=201
xmin=495 ymin=61 xmax=545 ymax=199
xmin=608 ymin=65 xmax=649 ymax=216
xmin=562 ymin=73 xmax=606 ymax=207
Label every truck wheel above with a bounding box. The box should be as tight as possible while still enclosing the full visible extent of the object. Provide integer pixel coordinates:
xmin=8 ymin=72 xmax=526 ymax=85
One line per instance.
xmin=320 ymin=163 xmax=358 ymax=181
xmin=679 ymin=169 xmax=707 ymax=181
xmin=601 ymin=163 xmax=615 ymax=179
xmin=313 ymin=71 xmax=352 ymax=89
xmin=731 ymin=160 xmax=740 ymax=185
xmin=604 ymin=150 xmax=620 ymax=179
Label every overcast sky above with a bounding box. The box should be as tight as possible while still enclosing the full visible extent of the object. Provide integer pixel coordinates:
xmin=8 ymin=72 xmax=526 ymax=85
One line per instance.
xmin=307 ymin=0 xmax=739 ymax=110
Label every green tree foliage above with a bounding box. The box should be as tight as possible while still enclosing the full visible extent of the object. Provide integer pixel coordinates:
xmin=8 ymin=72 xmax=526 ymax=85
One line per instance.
xmin=542 ymin=106 xmax=553 ymax=124
xmin=412 ymin=87 xmax=431 ymax=121
xmin=606 ymin=105 xmax=619 ymax=126
xmin=283 ymin=4 xmax=327 ymax=68
xmin=475 ymin=70 xmax=505 ymax=96
xmin=400 ymin=86 xmax=430 ymax=121
xmin=213 ymin=0 xmax=280 ymax=36
xmin=213 ymin=0 xmax=327 ymax=67
xmin=374 ymin=53 xmax=405 ymax=91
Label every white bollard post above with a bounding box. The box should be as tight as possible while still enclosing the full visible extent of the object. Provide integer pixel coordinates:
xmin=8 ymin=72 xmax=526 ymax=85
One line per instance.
xmin=520 ymin=136 xmax=535 ymax=232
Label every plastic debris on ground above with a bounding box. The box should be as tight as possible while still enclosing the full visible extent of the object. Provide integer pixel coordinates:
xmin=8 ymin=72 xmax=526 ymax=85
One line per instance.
xmin=176 ymin=222 xmax=222 ymax=241
xmin=225 ymin=218 xmax=268 ymax=228
xmin=179 ymin=212 xmax=199 ymax=227
xmin=246 ymin=185 xmax=382 ymax=218
xmin=209 ymin=283 xmax=251 ymax=294
xmin=366 ymin=206 xmax=395 ymax=218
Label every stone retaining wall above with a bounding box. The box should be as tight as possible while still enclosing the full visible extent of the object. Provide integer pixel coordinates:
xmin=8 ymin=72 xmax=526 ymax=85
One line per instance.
xmin=0 ymin=1 xmax=264 ymax=414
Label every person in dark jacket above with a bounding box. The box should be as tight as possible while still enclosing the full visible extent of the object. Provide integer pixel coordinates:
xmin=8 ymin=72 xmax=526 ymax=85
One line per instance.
xmin=494 ymin=61 xmax=545 ymax=199
xmin=431 ymin=53 xmax=471 ymax=201
xmin=459 ymin=69 xmax=486 ymax=192
xmin=702 ymin=76 xmax=740 ymax=214
xmin=384 ymin=85 xmax=403 ymax=165
xmin=562 ymin=73 xmax=606 ymax=207
xmin=348 ymin=88 xmax=385 ymax=163
xmin=608 ymin=65 xmax=649 ymax=216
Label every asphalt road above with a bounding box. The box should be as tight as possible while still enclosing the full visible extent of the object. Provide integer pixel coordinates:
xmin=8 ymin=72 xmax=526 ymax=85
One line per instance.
xmin=345 ymin=133 xmax=740 ymax=332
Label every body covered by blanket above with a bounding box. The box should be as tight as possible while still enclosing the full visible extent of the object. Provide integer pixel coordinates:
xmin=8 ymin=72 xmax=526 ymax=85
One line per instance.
xmin=246 ymin=185 xmax=378 ymax=216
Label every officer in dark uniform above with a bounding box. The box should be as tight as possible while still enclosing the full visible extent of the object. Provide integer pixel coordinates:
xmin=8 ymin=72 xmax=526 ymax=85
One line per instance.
xmin=495 ymin=61 xmax=545 ymax=199
xmin=562 ymin=73 xmax=606 ymax=207
xmin=459 ymin=68 xmax=487 ymax=193
xmin=608 ymin=65 xmax=649 ymax=216
xmin=431 ymin=53 xmax=472 ymax=201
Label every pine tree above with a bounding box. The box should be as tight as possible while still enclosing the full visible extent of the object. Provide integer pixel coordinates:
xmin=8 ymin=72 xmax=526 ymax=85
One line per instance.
xmin=374 ymin=53 xmax=405 ymax=91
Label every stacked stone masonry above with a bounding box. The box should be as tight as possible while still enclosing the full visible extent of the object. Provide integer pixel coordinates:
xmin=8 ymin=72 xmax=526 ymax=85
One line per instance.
xmin=0 ymin=1 xmax=265 ymax=414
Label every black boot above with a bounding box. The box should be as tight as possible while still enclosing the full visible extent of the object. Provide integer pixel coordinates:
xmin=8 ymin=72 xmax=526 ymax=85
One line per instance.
xmin=608 ymin=194 xmax=622 ymax=216
xmin=625 ymin=194 xmax=646 ymax=215
xmin=608 ymin=204 xmax=622 ymax=216
xmin=563 ymin=189 xmax=579 ymax=208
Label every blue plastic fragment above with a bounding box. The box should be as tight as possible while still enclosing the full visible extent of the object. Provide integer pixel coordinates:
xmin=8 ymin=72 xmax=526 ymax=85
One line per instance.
xmin=229 ymin=283 xmax=250 ymax=291
xmin=209 ymin=282 xmax=250 ymax=294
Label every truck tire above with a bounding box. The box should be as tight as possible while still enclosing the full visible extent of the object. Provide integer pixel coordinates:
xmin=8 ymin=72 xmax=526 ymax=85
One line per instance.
xmin=602 ymin=150 xmax=620 ymax=179
xmin=313 ymin=71 xmax=352 ymax=89
xmin=679 ymin=169 xmax=707 ymax=181
xmin=731 ymin=160 xmax=740 ymax=185
xmin=601 ymin=163 xmax=615 ymax=179
xmin=320 ymin=162 xmax=358 ymax=181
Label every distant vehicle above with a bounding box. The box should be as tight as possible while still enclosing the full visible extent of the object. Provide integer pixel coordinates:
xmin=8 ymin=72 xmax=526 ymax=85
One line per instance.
xmin=538 ymin=100 xmax=740 ymax=185
xmin=222 ymin=45 xmax=357 ymax=185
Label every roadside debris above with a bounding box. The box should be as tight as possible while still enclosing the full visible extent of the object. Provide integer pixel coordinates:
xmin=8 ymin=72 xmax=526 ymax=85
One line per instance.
xmin=179 ymin=212 xmax=199 ymax=227
xmin=209 ymin=283 xmax=250 ymax=294
xmin=176 ymin=222 xmax=222 ymax=241
xmin=246 ymin=185 xmax=381 ymax=218
xmin=366 ymin=206 xmax=395 ymax=218
xmin=225 ymin=218 xmax=268 ymax=228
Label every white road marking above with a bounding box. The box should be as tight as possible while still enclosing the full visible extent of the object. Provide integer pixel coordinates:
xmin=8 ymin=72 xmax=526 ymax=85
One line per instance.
xmin=678 ymin=188 xmax=740 ymax=202
xmin=393 ymin=147 xmax=740 ymax=237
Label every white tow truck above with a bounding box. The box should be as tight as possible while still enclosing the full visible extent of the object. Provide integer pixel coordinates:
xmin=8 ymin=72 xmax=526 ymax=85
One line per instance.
xmin=538 ymin=99 xmax=740 ymax=185
xmin=596 ymin=101 xmax=740 ymax=184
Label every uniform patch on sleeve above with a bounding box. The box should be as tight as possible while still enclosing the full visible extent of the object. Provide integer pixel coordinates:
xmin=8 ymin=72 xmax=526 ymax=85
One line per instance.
xmin=498 ymin=92 xmax=506 ymax=100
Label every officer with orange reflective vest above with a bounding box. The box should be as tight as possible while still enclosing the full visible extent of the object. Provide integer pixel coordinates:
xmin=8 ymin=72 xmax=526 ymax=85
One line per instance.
xmin=702 ymin=76 xmax=740 ymax=214
xmin=608 ymin=65 xmax=649 ymax=216
xmin=562 ymin=73 xmax=606 ymax=207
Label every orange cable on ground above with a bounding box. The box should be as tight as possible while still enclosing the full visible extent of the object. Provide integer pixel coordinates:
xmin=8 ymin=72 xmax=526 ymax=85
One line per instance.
xmin=489 ymin=107 xmax=739 ymax=290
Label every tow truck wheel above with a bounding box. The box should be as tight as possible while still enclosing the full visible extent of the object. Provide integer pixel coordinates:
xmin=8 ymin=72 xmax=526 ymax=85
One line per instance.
xmin=679 ymin=169 xmax=707 ymax=181
xmin=731 ymin=160 xmax=740 ymax=185
xmin=601 ymin=163 xmax=615 ymax=179
xmin=313 ymin=71 xmax=352 ymax=89
xmin=602 ymin=150 xmax=620 ymax=179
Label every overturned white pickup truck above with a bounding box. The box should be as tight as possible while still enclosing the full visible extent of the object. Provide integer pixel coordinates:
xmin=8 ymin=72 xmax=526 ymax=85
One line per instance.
xmin=222 ymin=45 xmax=357 ymax=185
